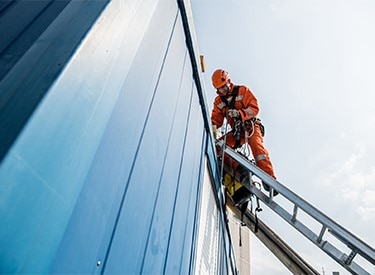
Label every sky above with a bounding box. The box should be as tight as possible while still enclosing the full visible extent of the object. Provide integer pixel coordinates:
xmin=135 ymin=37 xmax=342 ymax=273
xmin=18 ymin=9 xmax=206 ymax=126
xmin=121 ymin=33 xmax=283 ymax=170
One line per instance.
xmin=190 ymin=0 xmax=375 ymax=274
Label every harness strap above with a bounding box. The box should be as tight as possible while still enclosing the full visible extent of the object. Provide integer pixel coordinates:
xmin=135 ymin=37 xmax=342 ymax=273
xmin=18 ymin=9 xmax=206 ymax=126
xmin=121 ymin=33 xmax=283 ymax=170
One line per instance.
xmin=220 ymin=85 xmax=239 ymax=109
xmin=233 ymin=120 xmax=242 ymax=148
xmin=239 ymin=202 xmax=247 ymax=247
xmin=254 ymin=197 xmax=263 ymax=233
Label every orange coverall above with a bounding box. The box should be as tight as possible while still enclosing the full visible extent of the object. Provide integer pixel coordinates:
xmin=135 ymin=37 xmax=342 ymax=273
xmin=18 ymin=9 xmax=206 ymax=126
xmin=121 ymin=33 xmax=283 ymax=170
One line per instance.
xmin=211 ymin=83 xmax=276 ymax=179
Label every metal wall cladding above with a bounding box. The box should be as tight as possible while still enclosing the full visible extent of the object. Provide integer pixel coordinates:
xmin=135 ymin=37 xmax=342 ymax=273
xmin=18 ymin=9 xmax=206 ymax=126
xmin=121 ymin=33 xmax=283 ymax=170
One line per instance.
xmin=0 ymin=0 xmax=110 ymax=162
xmin=0 ymin=0 xmax=233 ymax=274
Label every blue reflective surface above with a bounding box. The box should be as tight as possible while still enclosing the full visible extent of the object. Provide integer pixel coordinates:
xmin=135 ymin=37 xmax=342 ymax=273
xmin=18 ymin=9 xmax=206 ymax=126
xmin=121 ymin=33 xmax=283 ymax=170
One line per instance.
xmin=0 ymin=0 xmax=233 ymax=274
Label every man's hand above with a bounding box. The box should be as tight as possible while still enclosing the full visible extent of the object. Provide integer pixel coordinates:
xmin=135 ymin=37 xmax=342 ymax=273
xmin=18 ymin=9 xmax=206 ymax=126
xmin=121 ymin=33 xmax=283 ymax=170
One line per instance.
xmin=227 ymin=109 xmax=240 ymax=118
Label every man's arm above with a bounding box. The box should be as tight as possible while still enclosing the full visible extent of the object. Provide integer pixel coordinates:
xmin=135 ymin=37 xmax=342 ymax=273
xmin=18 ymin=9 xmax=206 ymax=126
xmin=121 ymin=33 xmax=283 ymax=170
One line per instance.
xmin=238 ymin=86 xmax=259 ymax=121
xmin=211 ymin=97 xmax=225 ymax=127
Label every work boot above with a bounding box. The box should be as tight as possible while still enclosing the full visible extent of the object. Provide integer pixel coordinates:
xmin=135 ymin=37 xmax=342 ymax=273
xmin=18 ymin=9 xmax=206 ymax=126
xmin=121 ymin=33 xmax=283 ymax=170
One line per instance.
xmin=262 ymin=182 xmax=279 ymax=196
xmin=232 ymin=186 xmax=251 ymax=207
xmin=236 ymin=166 xmax=250 ymax=185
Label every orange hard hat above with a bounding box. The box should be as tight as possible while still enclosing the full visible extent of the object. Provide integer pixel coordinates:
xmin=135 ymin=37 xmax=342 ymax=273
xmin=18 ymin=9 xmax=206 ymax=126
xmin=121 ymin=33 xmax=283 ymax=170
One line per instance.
xmin=212 ymin=69 xmax=230 ymax=89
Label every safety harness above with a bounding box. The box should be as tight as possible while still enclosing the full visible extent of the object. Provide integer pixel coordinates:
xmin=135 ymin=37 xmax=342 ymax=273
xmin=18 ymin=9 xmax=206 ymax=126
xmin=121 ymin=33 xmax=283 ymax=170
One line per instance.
xmin=220 ymin=85 xmax=243 ymax=148
xmin=220 ymin=85 xmax=265 ymax=149
xmin=219 ymin=85 xmax=239 ymax=110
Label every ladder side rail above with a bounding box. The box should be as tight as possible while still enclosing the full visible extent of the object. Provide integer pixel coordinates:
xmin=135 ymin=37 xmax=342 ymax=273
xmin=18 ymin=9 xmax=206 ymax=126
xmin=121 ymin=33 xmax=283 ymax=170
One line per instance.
xmin=226 ymin=194 xmax=321 ymax=275
xmin=249 ymin=186 xmax=328 ymax=244
xmin=218 ymin=140 xmax=375 ymax=266
xmin=248 ymin=186 xmax=370 ymax=275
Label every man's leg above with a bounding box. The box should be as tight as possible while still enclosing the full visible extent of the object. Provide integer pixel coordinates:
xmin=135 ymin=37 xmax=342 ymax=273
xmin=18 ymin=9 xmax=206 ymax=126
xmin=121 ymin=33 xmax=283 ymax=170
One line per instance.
xmin=248 ymin=123 xmax=275 ymax=178
xmin=248 ymin=123 xmax=278 ymax=195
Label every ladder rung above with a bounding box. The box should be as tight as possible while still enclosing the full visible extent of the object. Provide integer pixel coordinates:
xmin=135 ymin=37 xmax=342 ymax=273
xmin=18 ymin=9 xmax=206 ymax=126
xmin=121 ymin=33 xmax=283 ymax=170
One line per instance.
xmin=345 ymin=250 xmax=357 ymax=265
xmin=317 ymin=225 xmax=327 ymax=244
xmin=217 ymin=140 xmax=375 ymax=274
xmin=291 ymin=204 xmax=298 ymax=223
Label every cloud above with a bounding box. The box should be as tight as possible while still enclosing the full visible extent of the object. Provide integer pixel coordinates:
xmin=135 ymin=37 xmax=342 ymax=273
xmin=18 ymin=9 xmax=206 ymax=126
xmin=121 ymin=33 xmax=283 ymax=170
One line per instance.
xmin=329 ymin=147 xmax=366 ymax=179
xmin=362 ymin=189 xmax=375 ymax=205
xmin=357 ymin=206 xmax=375 ymax=222
xmin=321 ymin=146 xmax=375 ymax=223
xmin=356 ymin=189 xmax=375 ymax=222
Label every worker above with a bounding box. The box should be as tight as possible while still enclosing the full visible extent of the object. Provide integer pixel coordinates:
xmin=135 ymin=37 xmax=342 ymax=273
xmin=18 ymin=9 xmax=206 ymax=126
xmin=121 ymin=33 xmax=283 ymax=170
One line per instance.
xmin=210 ymin=69 xmax=277 ymax=198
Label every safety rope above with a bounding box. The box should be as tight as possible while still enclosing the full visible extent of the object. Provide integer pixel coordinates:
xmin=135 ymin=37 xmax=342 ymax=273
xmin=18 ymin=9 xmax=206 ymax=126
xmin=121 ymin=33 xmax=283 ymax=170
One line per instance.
xmin=254 ymin=196 xmax=263 ymax=233
xmin=219 ymin=111 xmax=231 ymax=210
xmin=219 ymin=112 xmax=230 ymax=184
xmin=248 ymin=180 xmax=263 ymax=233
xmin=238 ymin=202 xmax=247 ymax=247
xmin=242 ymin=119 xmax=255 ymax=158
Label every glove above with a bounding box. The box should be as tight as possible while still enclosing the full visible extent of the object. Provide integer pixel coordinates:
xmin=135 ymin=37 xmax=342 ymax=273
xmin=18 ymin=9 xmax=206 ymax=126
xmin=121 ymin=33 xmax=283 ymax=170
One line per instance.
xmin=212 ymin=124 xmax=217 ymax=139
xmin=227 ymin=109 xmax=240 ymax=118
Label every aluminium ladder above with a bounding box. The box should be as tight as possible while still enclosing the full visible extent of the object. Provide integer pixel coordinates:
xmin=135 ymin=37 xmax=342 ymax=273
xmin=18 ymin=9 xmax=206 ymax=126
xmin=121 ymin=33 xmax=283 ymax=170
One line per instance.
xmin=217 ymin=139 xmax=375 ymax=275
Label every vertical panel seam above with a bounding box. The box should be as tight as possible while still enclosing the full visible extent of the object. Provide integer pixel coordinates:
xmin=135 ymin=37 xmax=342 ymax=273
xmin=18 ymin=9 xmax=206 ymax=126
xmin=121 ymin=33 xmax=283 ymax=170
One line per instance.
xmin=162 ymin=58 xmax=194 ymax=274
xmin=187 ymin=126 xmax=207 ymax=274
xmin=0 ymin=1 xmax=54 ymax=57
xmin=139 ymin=9 xmax=182 ymax=273
xmin=100 ymin=6 xmax=179 ymax=274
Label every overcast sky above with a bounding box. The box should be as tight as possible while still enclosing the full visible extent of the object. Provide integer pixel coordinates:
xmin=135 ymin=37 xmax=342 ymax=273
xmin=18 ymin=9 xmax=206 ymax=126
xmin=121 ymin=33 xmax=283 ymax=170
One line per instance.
xmin=191 ymin=1 xmax=375 ymax=274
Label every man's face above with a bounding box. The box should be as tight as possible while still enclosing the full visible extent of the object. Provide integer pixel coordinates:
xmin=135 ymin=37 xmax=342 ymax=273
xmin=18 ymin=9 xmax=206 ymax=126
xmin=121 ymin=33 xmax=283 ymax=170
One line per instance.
xmin=216 ymin=83 xmax=230 ymax=96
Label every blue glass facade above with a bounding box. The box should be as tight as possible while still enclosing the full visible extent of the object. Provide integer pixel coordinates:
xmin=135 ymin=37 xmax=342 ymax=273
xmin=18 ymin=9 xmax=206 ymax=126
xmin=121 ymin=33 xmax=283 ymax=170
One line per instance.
xmin=0 ymin=0 xmax=235 ymax=274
